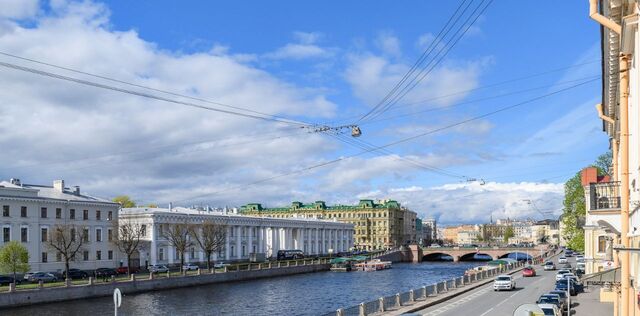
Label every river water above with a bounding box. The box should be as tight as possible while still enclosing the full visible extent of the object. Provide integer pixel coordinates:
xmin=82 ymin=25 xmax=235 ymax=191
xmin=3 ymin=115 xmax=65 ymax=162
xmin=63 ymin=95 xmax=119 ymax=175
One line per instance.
xmin=7 ymin=261 xmax=483 ymax=316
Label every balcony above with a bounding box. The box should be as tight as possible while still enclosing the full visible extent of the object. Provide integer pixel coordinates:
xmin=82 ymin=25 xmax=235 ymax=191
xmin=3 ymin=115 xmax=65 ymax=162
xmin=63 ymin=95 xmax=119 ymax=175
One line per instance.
xmin=588 ymin=182 xmax=621 ymax=212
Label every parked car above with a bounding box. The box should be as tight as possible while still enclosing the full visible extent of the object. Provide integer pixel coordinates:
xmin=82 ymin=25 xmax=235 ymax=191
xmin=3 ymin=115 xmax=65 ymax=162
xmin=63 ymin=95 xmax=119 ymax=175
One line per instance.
xmin=214 ymin=262 xmax=230 ymax=269
xmin=536 ymin=294 xmax=563 ymax=310
xmin=563 ymin=275 xmax=584 ymax=293
xmin=564 ymin=251 xmax=573 ymax=257
xmin=28 ymin=272 xmax=58 ymax=283
xmin=549 ymin=290 xmax=568 ymax=307
xmin=149 ymin=265 xmax=169 ymax=273
xmin=522 ymin=266 xmax=537 ymax=277
xmin=538 ymin=303 xmax=562 ymax=316
xmin=576 ymin=262 xmax=586 ymax=273
xmin=63 ymin=269 xmax=88 ymax=280
xmin=576 ymin=255 xmax=585 ymax=262
xmin=95 ymin=268 xmax=117 ymax=278
xmin=182 ymin=263 xmax=199 ymax=271
xmin=555 ymin=269 xmax=571 ymax=281
xmin=558 ymin=256 xmax=567 ymax=264
xmin=555 ymin=280 xmax=577 ymax=296
xmin=23 ymin=271 xmax=43 ymax=281
xmin=0 ymin=275 xmax=20 ymax=285
xmin=116 ymin=266 xmax=139 ymax=275
xmin=493 ymin=275 xmax=516 ymax=291
xmin=544 ymin=262 xmax=556 ymax=271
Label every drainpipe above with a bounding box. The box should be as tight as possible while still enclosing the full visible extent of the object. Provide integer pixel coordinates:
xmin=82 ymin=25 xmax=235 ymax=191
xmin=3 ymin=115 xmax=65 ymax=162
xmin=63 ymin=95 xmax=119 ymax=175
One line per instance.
xmin=612 ymin=139 xmax=618 ymax=181
xmin=589 ymin=0 xmax=622 ymax=34
xmin=619 ymin=54 xmax=631 ymax=316
xmin=596 ymin=103 xmax=615 ymax=125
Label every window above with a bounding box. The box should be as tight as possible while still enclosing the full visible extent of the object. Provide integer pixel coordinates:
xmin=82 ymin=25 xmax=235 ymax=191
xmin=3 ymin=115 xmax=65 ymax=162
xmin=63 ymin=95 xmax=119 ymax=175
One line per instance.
xmin=21 ymin=227 xmax=28 ymax=242
xmin=159 ymin=248 xmax=164 ymax=261
xmin=20 ymin=206 xmax=27 ymax=218
xmin=56 ymin=253 xmax=62 ymax=262
xmin=70 ymin=209 xmax=75 ymax=219
xmin=96 ymin=210 xmax=101 ymax=220
xmin=141 ymin=225 xmax=147 ymax=237
xmin=2 ymin=205 xmax=9 ymax=217
xmin=41 ymin=228 xmax=48 ymax=242
xmin=41 ymin=252 xmax=47 ymax=263
xmin=108 ymin=250 xmax=113 ymax=260
xmin=3 ymin=227 xmax=10 ymax=242
xmin=71 ymin=228 xmax=76 ymax=242
xmin=82 ymin=228 xmax=89 ymax=242
xmin=96 ymin=228 xmax=102 ymax=242
xmin=598 ymin=236 xmax=607 ymax=253
xmin=108 ymin=229 xmax=113 ymax=242
xmin=56 ymin=208 xmax=62 ymax=219
xmin=190 ymin=247 xmax=195 ymax=259
xmin=40 ymin=207 xmax=47 ymax=218
xmin=107 ymin=211 xmax=113 ymax=221
xmin=83 ymin=209 xmax=88 ymax=220
xmin=83 ymin=251 xmax=89 ymax=261
xmin=96 ymin=251 xmax=102 ymax=260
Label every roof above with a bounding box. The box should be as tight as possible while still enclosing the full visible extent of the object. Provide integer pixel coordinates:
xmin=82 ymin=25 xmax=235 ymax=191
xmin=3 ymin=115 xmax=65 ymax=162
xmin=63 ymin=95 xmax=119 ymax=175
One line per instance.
xmin=240 ymin=199 xmax=402 ymax=213
xmin=0 ymin=180 xmax=117 ymax=205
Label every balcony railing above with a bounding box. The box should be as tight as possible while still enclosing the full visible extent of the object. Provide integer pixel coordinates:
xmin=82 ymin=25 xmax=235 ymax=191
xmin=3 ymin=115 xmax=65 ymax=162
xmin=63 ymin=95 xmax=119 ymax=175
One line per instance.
xmin=589 ymin=182 xmax=621 ymax=211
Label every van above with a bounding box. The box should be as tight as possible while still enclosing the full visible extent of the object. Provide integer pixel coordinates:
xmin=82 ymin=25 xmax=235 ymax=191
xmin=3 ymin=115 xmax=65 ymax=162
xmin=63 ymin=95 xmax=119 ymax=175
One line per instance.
xmin=277 ymin=250 xmax=304 ymax=260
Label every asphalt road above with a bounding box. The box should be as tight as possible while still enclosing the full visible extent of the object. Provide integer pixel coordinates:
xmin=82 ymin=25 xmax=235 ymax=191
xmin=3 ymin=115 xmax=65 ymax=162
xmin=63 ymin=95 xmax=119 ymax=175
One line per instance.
xmin=416 ymin=254 xmax=571 ymax=316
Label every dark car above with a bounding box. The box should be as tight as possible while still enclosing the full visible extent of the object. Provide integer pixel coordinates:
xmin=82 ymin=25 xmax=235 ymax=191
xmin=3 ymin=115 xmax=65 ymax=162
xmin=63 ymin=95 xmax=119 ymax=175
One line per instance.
xmin=63 ymin=269 xmax=88 ymax=280
xmin=95 ymin=268 xmax=117 ymax=278
xmin=0 ymin=275 xmax=20 ymax=285
xmin=555 ymin=280 xmax=576 ymax=296
xmin=116 ymin=266 xmax=139 ymax=275
xmin=536 ymin=295 xmax=563 ymax=310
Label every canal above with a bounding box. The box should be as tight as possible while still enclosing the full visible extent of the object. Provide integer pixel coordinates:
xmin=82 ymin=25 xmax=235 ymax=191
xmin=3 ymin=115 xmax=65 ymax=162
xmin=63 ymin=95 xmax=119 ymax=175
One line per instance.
xmin=7 ymin=262 xmax=484 ymax=316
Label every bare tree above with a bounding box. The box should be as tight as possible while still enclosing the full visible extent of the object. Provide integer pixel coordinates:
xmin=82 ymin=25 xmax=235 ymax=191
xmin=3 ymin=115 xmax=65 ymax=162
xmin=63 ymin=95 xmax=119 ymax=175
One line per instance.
xmin=46 ymin=224 xmax=84 ymax=280
xmin=188 ymin=220 xmax=227 ymax=270
xmin=113 ymin=219 xmax=145 ymax=275
xmin=163 ymin=221 xmax=193 ymax=272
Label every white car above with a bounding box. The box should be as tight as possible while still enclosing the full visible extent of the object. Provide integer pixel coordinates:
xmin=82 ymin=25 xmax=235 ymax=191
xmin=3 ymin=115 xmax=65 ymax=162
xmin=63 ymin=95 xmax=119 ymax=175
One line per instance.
xmin=558 ymin=257 xmax=567 ymax=264
xmin=149 ymin=265 xmax=169 ymax=273
xmin=556 ymin=269 xmax=571 ymax=281
xmin=182 ymin=263 xmax=199 ymax=271
xmin=543 ymin=262 xmax=556 ymax=271
xmin=576 ymin=255 xmax=585 ymax=263
xmin=493 ymin=274 xmax=516 ymax=291
xmin=538 ymin=303 xmax=562 ymax=316
xmin=213 ymin=262 xmax=229 ymax=269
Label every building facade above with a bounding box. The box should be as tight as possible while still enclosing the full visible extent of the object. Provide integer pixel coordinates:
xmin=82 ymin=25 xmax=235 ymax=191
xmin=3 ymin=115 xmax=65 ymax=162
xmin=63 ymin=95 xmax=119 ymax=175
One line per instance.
xmin=120 ymin=207 xmax=354 ymax=266
xmin=0 ymin=179 xmax=120 ymax=272
xmin=239 ymin=199 xmax=416 ymax=250
xmin=422 ymin=218 xmax=437 ymax=245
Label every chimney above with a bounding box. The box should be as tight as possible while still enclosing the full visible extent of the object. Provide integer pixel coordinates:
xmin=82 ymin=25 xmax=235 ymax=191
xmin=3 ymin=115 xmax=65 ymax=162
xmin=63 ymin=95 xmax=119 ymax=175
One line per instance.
xmin=53 ymin=180 xmax=65 ymax=192
xmin=9 ymin=178 xmax=21 ymax=186
xmin=73 ymin=186 xmax=80 ymax=195
xmin=581 ymin=167 xmax=598 ymax=186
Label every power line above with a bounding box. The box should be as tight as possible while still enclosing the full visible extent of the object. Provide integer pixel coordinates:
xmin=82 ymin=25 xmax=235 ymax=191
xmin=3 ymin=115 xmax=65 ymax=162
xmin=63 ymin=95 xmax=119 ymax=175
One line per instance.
xmin=167 ymin=78 xmax=594 ymax=204
xmin=0 ymin=60 xmax=311 ymax=127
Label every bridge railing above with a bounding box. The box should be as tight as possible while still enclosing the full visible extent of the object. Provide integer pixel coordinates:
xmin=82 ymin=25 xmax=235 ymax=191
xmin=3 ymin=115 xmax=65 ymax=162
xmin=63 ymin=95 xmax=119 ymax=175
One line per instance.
xmin=325 ymin=254 xmax=551 ymax=316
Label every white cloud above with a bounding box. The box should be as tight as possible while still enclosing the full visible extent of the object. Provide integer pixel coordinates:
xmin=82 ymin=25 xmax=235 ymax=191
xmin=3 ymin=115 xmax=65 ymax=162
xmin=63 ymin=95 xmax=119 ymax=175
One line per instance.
xmin=293 ymin=31 xmax=322 ymax=45
xmin=264 ymin=31 xmax=333 ymax=60
xmin=344 ymin=52 xmax=489 ymax=108
xmin=0 ymin=1 xmax=339 ymax=206
xmin=0 ymin=0 xmax=39 ymax=19
xmin=375 ymin=32 xmax=401 ymax=57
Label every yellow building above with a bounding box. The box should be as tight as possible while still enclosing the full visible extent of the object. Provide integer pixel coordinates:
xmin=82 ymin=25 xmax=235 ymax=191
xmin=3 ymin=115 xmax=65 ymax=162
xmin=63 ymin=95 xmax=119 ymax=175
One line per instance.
xmin=240 ymin=200 xmax=417 ymax=250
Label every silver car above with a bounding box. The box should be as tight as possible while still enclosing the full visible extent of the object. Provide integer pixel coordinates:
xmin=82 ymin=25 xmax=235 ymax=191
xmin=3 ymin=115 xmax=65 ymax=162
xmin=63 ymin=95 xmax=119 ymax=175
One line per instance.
xmin=149 ymin=265 xmax=169 ymax=273
xmin=28 ymin=272 xmax=57 ymax=283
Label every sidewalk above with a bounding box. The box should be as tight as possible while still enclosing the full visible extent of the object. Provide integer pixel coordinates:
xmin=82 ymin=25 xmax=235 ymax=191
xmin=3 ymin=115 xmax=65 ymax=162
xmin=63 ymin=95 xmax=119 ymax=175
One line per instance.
xmin=571 ymin=285 xmax=613 ymax=315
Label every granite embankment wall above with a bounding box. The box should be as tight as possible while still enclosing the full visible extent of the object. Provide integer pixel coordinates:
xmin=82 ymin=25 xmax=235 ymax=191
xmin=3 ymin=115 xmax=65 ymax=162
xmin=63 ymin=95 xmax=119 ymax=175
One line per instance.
xmin=0 ymin=263 xmax=330 ymax=309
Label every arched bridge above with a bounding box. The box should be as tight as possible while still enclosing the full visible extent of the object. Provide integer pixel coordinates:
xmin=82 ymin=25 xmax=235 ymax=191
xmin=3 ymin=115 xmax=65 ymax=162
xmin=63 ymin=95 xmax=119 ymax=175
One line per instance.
xmin=416 ymin=245 xmax=550 ymax=262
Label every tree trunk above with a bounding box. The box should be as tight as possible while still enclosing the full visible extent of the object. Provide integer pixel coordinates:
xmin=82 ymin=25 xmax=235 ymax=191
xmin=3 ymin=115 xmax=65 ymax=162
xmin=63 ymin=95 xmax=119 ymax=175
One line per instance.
xmin=180 ymin=252 xmax=185 ymax=273
xmin=65 ymin=258 xmax=70 ymax=281
xmin=206 ymin=251 xmax=212 ymax=270
xmin=127 ymin=254 xmax=132 ymax=276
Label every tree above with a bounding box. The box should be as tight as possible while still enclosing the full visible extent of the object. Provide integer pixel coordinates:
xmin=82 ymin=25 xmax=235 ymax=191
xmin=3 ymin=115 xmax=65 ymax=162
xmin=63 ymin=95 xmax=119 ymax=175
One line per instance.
xmin=46 ymin=224 xmax=85 ymax=280
xmin=188 ymin=221 xmax=227 ymax=270
xmin=594 ymin=151 xmax=613 ymax=176
xmin=164 ymin=221 xmax=193 ymax=273
xmin=113 ymin=219 xmax=145 ymax=275
xmin=146 ymin=203 xmax=158 ymax=208
xmin=0 ymin=241 xmax=30 ymax=282
xmin=113 ymin=195 xmax=136 ymax=208
xmin=503 ymin=226 xmax=514 ymax=243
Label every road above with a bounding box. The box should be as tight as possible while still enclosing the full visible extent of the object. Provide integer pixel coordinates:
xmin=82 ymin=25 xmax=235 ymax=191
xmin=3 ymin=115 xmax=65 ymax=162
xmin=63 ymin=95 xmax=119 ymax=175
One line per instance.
xmin=416 ymin=254 xmax=571 ymax=316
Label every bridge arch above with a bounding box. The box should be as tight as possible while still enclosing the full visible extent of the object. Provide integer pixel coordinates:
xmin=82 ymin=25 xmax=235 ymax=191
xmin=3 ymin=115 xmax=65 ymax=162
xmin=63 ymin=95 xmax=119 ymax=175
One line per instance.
xmin=458 ymin=252 xmax=495 ymax=262
xmin=422 ymin=252 xmax=454 ymax=262
xmin=498 ymin=252 xmax=533 ymax=261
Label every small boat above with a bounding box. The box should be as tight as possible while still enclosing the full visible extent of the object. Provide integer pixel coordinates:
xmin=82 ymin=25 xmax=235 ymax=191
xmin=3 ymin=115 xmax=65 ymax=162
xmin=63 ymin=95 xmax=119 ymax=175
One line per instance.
xmin=354 ymin=259 xmax=393 ymax=271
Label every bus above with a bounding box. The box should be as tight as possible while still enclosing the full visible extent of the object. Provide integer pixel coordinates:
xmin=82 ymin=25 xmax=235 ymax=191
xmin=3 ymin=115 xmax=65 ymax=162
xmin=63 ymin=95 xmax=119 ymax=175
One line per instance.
xmin=277 ymin=250 xmax=304 ymax=260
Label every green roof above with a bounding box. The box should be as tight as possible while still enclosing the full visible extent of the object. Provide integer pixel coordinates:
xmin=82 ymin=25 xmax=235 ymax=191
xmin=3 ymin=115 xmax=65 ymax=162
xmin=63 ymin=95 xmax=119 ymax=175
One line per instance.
xmin=239 ymin=199 xmax=402 ymax=213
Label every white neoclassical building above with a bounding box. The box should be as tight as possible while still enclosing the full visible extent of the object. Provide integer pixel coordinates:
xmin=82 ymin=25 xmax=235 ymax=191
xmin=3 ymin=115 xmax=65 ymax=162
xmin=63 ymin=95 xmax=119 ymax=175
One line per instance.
xmin=120 ymin=207 xmax=354 ymax=267
xmin=0 ymin=178 xmax=121 ymax=272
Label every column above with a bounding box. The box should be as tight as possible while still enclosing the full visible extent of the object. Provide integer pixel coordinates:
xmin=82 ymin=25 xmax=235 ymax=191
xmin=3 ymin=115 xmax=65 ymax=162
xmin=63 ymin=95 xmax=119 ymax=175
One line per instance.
xmin=150 ymin=225 xmax=158 ymax=265
xmin=235 ymin=226 xmax=242 ymax=259
xmin=316 ymin=228 xmax=320 ymax=255
xmin=225 ymin=226 xmax=231 ymax=260
xmin=272 ymin=227 xmax=279 ymax=255
xmin=257 ymin=227 xmax=263 ymax=253
xmin=248 ymin=226 xmax=254 ymax=254
xmin=168 ymin=245 xmax=175 ymax=264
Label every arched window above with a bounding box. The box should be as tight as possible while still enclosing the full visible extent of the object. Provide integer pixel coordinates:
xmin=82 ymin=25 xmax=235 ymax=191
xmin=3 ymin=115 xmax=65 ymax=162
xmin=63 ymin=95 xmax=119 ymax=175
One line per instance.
xmin=598 ymin=235 xmax=607 ymax=253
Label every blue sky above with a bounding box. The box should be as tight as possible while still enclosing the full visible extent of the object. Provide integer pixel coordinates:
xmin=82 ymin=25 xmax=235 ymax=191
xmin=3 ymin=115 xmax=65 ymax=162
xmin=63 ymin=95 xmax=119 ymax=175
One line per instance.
xmin=0 ymin=0 xmax=608 ymax=224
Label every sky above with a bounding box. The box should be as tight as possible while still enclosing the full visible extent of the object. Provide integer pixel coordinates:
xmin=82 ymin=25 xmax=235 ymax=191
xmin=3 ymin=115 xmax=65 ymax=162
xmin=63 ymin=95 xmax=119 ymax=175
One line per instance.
xmin=0 ymin=0 xmax=609 ymax=225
